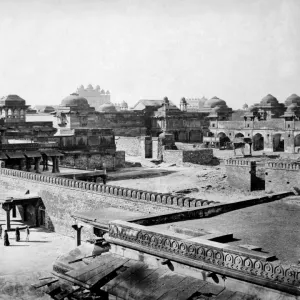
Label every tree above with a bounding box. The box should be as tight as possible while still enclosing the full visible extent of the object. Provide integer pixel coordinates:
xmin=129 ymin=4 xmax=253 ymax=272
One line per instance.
xmin=242 ymin=103 xmax=249 ymax=110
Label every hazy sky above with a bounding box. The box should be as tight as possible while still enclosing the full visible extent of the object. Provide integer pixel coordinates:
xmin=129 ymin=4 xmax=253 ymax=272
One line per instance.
xmin=0 ymin=0 xmax=299 ymax=109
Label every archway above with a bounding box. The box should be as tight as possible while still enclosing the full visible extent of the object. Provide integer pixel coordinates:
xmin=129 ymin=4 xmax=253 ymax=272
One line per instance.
xmin=218 ymin=132 xmax=230 ymax=149
xmin=253 ymin=133 xmax=264 ymax=151
xmin=273 ymin=133 xmax=284 ymax=152
xmin=235 ymin=132 xmax=244 ymax=138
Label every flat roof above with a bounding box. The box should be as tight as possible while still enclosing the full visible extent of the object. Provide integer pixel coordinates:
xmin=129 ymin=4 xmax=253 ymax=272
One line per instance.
xmin=152 ymin=197 xmax=300 ymax=264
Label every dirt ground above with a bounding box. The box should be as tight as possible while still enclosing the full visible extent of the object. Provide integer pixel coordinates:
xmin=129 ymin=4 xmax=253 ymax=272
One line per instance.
xmin=111 ymin=150 xmax=266 ymax=203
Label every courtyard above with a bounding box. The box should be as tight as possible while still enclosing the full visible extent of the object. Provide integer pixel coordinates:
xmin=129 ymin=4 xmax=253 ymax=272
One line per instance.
xmin=0 ymin=208 xmax=76 ymax=300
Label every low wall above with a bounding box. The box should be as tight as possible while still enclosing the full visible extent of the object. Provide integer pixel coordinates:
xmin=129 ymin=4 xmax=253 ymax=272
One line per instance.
xmin=115 ymin=136 xmax=140 ymax=156
xmin=0 ymin=168 xmax=218 ymax=237
xmin=265 ymin=161 xmax=300 ymax=193
xmin=107 ymin=219 xmax=300 ymax=296
xmin=128 ymin=192 xmax=292 ymax=226
xmin=225 ymin=159 xmax=256 ymax=191
xmin=60 ymin=151 xmax=125 ymax=170
xmin=163 ymin=149 xmax=213 ymax=165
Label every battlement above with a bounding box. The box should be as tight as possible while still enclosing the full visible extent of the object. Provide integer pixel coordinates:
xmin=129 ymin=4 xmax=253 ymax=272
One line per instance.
xmin=225 ymin=159 xmax=255 ymax=167
xmin=0 ymin=168 xmax=218 ymax=208
xmin=266 ymin=161 xmax=300 ymax=170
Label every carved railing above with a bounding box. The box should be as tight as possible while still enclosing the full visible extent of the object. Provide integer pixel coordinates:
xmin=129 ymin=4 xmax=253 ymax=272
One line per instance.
xmin=266 ymin=161 xmax=300 ymax=170
xmin=108 ymin=220 xmax=300 ymax=293
xmin=0 ymin=168 xmax=217 ymax=208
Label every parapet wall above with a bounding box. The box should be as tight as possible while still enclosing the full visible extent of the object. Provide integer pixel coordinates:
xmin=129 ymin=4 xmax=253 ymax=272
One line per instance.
xmin=265 ymin=161 xmax=300 ymax=193
xmin=0 ymin=168 xmax=218 ymax=236
xmin=107 ymin=220 xmax=300 ymax=295
xmin=163 ymin=149 xmax=213 ymax=165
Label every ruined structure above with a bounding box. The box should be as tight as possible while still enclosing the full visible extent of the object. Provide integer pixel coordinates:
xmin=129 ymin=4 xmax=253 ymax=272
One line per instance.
xmin=206 ymin=94 xmax=300 ymax=153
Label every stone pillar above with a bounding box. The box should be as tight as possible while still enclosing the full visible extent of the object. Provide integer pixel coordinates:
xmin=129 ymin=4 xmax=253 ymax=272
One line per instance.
xmin=23 ymin=204 xmax=27 ymax=221
xmin=12 ymin=205 xmax=16 ymax=218
xmin=56 ymin=157 xmax=60 ymax=173
xmin=51 ymin=157 xmax=56 ymax=173
xmin=72 ymin=224 xmax=83 ymax=246
xmin=26 ymin=158 xmax=31 ymax=172
xmin=35 ymin=157 xmax=41 ymax=173
xmin=2 ymin=202 xmax=12 ymax=230
xmin=19 ymin=158 xmax=26 ymax=170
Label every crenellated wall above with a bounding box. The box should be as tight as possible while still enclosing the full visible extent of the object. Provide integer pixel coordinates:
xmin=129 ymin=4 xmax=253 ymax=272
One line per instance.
xmin=265 ymin=161 xmax=300 ymax=193
xmin=225 ymin=159 xmax=256 ymax=191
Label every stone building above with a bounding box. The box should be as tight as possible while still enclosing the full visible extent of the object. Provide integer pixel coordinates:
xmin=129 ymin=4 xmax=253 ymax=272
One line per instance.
xmin=52 ymin=94 xmax=214 ymax=143
xmin=76 ymin=84 xmax=110 ymax=110
xmin=206 ymin=94 xmax=300 ymax=153
xmin=0 ymin=94 xmax=56 ymax=141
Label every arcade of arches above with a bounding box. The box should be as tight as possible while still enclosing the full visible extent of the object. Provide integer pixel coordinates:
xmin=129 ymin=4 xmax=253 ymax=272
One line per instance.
xmin=205 ymin=131 xmax=300 ymax=153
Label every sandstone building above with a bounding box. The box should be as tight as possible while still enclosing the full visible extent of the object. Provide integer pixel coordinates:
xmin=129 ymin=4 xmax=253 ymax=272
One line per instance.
xmin=76 ymin=84 xmax=110 ymax=110
xmin=206 ymin=94 xmax=300 ymax=153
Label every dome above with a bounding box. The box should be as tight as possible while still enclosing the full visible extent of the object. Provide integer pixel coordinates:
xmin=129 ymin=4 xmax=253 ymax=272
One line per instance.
xmin=285 ymin=94 xmax=300 ymax=106
xmin=100 ymin=89 xmax=105 ymax=94
xmin=121 ymin=100 xmax=128 ymax=108
xmin=0 ymin=95 xmax=26 ymax=106
xmin=98 ymin=102 xmax=117 ymax=112
xmin=211 ymin=105 xmax=222 ymax=113
xmin=163 ymin=97 xmax=169 ymax=105
xmin=95 ymin=85 xmax=100 ymax=90
xmin=61 ymin=94 xmax=90 ymax=109
xmin=203 ymin=96 xmax=227 ymax=108
xmin=87 ymin=84 xmax=93 ymax=90
xmin=180 ymin=97 xmax=187 ymax=104
xmin=260 ymin=94 xmax=278 ymax=106
xmin=106 ymin=90 xmax=110 ymax=95
xmin=286 ymin=103 xmax=298 ymax=113
xmin=77 ymin=85 xmax=84 ymax=90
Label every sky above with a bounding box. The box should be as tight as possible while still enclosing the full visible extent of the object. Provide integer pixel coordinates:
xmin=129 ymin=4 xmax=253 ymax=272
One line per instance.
xmin=0 ymin=0 xmax=299 ymax=109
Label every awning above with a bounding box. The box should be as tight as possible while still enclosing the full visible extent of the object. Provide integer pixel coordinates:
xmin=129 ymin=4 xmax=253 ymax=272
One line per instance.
xmin=0 ymin=152 xmax=8 ymax=160
xmin=5 ymin=152 xmax=25 ymax=159
xmin=41 ymin=150 xmax=64 ymax=157
xmin=23 ymin=151 xmax=42 ymax=158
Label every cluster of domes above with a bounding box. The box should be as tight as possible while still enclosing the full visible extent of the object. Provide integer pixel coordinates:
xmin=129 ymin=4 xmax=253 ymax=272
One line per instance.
xmin=114 ymin=101 xmax=128 ymax=108
xmin=61 ymin=93 xmax=90 ymax=109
